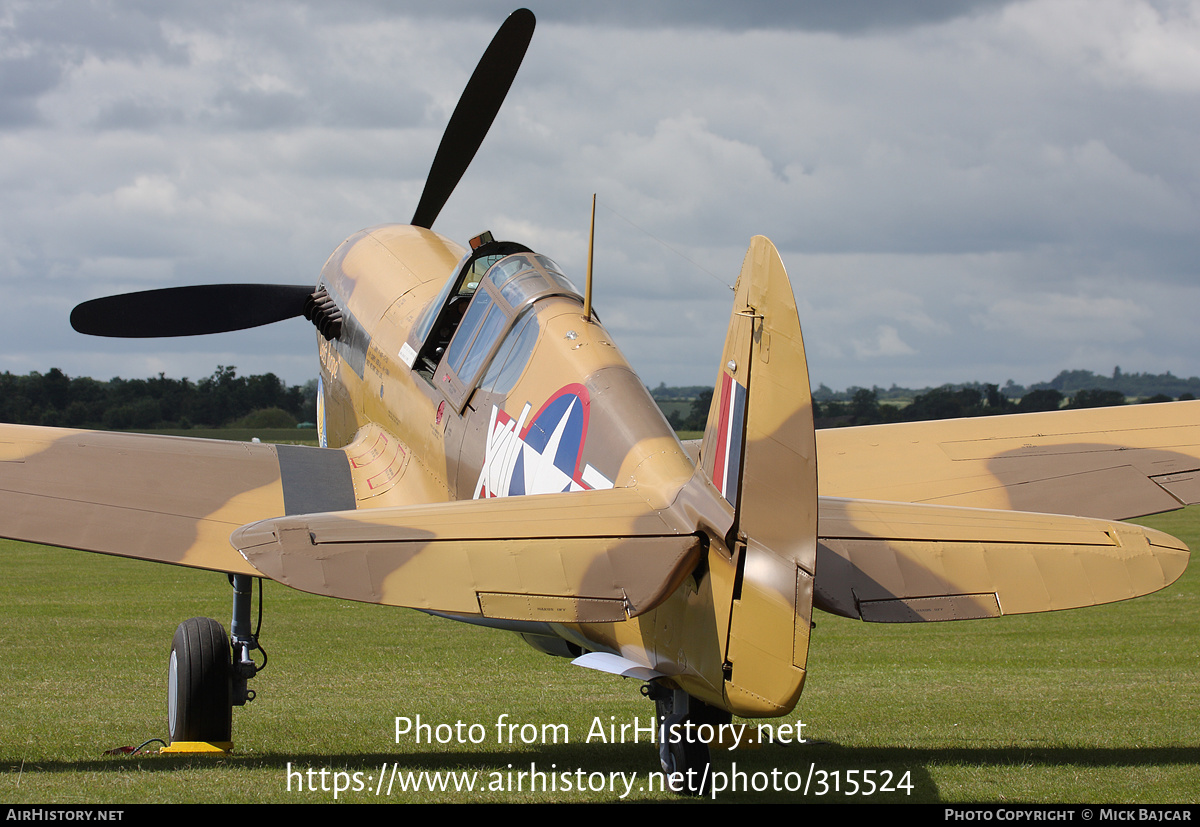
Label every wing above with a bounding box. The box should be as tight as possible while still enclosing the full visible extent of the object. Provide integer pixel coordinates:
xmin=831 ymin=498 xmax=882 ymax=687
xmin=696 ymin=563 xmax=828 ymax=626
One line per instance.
xmin=0 ymin=424 xmax=355 ymax=575
xmin=815 ymin=400 xmax=1200 ymax=520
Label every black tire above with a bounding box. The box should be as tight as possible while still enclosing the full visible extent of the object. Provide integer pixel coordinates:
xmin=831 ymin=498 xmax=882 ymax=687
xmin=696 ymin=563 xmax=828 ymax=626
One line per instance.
xmin=168 ymin=617 xmax=232 ymax=743
xmin=654 ymin=690 xmax=729 ymax=796
xmin=665 ymin=733 xmax=711 ymax=796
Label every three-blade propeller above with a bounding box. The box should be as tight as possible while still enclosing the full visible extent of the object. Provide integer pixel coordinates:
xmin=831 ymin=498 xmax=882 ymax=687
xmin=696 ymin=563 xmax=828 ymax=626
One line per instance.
xmin=70 ymin=8 xmax=536 ymax=340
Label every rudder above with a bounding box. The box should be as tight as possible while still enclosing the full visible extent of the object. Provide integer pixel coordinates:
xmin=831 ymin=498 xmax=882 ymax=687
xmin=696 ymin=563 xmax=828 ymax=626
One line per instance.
xmin=698 ymin=236 xmax=818 ymax=716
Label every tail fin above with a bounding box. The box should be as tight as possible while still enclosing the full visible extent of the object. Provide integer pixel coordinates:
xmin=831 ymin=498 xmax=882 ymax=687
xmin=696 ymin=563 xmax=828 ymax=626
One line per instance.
xmin=698 ymin=236 xmax=819 ymax=715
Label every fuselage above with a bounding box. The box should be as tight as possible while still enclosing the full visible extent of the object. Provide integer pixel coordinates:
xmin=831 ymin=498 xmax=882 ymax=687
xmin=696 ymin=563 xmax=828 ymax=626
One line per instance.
xmin=315 ymin=224 xmax=690 ymax=506
xmin=311 ymin=224 xmax=768 ymax=715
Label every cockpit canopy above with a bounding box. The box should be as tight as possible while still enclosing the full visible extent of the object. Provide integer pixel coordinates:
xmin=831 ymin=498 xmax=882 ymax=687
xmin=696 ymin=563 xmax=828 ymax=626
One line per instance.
xmin=404 ymin=237 xmax=583 ymax=411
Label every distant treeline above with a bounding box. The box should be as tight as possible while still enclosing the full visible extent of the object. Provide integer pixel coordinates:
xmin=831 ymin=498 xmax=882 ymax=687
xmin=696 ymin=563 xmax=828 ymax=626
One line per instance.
xmin=808 ymin=367 xmax=1200 ymax=404
xmin=0 ymin=367 xmax=317 ymax=430
xmin=5 ymin=366 xmax=1195 ymax=434
xmin=651 ymin=368 xmax=1198 ymax=431
xmin=807 ymin=385 xmax=1177 ymax=429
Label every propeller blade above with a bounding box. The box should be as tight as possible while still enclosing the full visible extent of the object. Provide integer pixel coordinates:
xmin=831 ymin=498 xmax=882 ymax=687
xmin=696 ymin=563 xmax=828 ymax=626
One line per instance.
xmin=70 ymin=284 xmax=316 ymax=338
xmin=410 ymin=8 xmax=536 ymax=229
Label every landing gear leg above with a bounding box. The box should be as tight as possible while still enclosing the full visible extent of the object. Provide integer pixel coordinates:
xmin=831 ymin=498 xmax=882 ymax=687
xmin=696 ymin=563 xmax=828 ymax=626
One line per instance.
xmin=642 ymin=682 xmax=731 ymax=797
xmin=228 ymin=574 xmax=263 ymax=709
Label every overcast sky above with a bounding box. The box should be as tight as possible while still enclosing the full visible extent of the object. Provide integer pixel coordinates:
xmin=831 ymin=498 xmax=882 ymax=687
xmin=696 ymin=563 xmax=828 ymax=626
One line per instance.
xmin=2 ymin=0 xmax=1198 ymax=393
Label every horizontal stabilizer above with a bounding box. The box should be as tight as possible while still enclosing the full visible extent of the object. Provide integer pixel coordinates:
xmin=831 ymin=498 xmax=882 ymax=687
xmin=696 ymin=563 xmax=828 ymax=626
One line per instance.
xmin=232 ymin=487 xmax=702 ymax=622
xmin=815 ymin=497 xmax=1189 ymax=622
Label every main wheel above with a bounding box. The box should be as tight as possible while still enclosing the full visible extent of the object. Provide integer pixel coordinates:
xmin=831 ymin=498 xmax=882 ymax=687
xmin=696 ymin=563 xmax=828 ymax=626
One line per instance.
xmin=168 ymin=617 xmax=233 ymax=743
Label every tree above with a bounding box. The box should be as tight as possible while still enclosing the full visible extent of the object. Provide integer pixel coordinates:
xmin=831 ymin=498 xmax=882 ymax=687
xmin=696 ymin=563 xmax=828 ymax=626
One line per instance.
xmin=850 ymin=388 xmax=880 ymax=424
xmin=682 ymin=389 xmax=713 ymax=431
xmin=1016 ymin=389 xmax=1063 ymax=413
xmin=1067 ymin=389 xmax=1125 ymax=409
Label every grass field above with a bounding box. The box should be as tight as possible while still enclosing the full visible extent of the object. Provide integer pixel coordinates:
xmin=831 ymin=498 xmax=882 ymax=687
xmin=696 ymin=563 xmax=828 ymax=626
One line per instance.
xmin=1 ymin=508 xmax=1196 ymax=803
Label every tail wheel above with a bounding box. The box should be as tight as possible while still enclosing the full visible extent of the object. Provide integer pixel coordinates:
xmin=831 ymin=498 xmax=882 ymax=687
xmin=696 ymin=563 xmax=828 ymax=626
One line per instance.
xmin=664 ymin=730 xmax=711 ymax=797
xmin=168 ymin=617 xmax=233 ymax=743
xmin=649 ymin=685 xmax=730 ymax=796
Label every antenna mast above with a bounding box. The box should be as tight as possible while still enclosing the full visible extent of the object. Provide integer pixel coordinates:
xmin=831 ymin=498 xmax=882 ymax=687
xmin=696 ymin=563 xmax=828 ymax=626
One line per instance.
xmin=584 ymin=194 xmax=596 ymax=320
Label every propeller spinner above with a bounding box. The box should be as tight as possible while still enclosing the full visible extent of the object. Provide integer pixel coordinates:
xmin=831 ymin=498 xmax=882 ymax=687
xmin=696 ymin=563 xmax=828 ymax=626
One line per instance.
xmin=70 ymin=8 xmax=537 ymax=340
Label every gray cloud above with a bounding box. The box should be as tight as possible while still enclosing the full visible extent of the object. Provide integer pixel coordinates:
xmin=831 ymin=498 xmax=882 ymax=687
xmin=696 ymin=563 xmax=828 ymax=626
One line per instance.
xmin=1 ymin=1 xmax=1198 ymax=394
xmin=297 ymin=0 xmax=1017 ymax=33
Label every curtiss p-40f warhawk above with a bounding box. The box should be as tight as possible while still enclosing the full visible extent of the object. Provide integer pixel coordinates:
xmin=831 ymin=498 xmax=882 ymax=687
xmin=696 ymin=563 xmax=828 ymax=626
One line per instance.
xmin=4 ymin=9 xmax=1198 ymax=795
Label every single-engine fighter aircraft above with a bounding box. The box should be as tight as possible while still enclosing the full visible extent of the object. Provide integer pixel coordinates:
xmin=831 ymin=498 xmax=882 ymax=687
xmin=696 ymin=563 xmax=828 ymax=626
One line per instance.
xmin=3 ymin=8 xmax=1199 ymax=795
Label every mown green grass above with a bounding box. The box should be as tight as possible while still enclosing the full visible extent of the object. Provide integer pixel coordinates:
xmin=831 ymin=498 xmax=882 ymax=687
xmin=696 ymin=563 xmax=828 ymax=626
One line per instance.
xmin=2 ymin=510 xmax=1196 ymax=803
